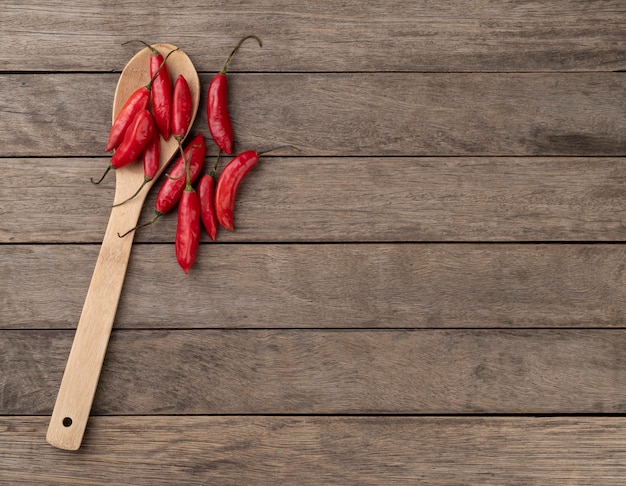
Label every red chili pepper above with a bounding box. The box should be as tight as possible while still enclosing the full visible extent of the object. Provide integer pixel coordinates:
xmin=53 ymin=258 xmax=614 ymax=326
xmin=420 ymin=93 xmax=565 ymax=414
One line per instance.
xmin=198 ymin=175 xmax=218 ymax=241
xmin=214 ymin=149 xmax=260 ymax=231
xmin=198 ymin=153 xmax=221 ymax=241
xmin=117 ymin=133 xmax=206 ymax=238
xmin=172 ymin=74 xmax=193 ymax=141
xmin=110 ymin=109 xmax=155 ymax=169
xmin=207 ymin=35 xmax=262 ymax=155
xmin=175 ymin=129 xmax=202 ymax=273
xmin=175 ymin=182 xmax=201 ymax=274
xmin=105 ymin=46 xmax=178 ymax=152
xmin=93 ymin=109 xmax=155 ymax=184
xmin=145 ymin=129 xmax=160 ymax=179
xmin=155 ymin=133 xmax=205 ymax=214
xmin=143 ymin=128 xmax=160 ymax=181
xmin=105 ymin=87 xmax=150 ymax=152
xmin=148 ymin=46 xmax=173 ymax=140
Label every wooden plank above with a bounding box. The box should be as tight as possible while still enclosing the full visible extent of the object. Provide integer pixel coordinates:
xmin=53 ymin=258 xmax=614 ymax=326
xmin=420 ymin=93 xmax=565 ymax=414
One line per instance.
xmin=3 ymin=329 xmax=626 ymax=414
xmin=3 ymin=157 xmax=626 ymax=243
xmin=1 ymin=73 xmax=624 ymax=157
xmin=1 ymin=416 xmax=625 ymax=484
xmin=2 ymin=1 xmax=625 ymax=72
xmin=2 ymin=244 xmax=625 ymax=330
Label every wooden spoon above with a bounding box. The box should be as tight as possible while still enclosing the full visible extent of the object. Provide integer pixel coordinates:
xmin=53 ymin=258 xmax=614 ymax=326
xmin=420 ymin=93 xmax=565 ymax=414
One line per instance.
xmin=46 ymin=44 xmax=200 ymax=451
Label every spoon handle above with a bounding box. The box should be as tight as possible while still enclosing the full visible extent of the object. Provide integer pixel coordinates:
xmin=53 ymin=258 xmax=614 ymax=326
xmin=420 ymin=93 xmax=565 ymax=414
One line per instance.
xmin=46 ymin=198 xmax=143 ymax=450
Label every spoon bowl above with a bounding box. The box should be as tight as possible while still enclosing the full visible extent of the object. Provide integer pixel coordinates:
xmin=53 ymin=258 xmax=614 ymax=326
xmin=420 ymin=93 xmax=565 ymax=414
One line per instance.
xmin=47 ymin=44 xmax=200 ymax=451
xmin=111 ymin=44 xmax=201 ymax=206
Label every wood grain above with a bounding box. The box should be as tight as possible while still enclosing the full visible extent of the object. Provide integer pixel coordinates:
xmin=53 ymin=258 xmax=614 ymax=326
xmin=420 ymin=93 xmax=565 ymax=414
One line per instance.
xmin=2 ymin=244 xmax=625 ymax=330
xmin=3 ymin=0 xmax=625 ymax=480
xmin=3 ymin=157 xmax=626 ymax=243
xmin=2 ymin=0 xmax=625 ymax=72
xmin=1 ymin=416 xmax=625 ymax=484
xmin=1 ymin=73 xmax=624 ymax=157
xmin=3 ymin=329 xmax=626 ymax=414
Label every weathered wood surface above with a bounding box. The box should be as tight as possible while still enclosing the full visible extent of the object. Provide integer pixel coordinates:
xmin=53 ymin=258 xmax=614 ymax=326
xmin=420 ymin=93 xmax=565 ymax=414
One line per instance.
xmin=2 ymin=73 xmax=624 ymax=157
xmin=3 ymin=329 xmax=626 ymax=414
xmin=2 ymin=0 xmax=626 ymax=481
xmin=2 ymin=0 xmax=625 ymax=72
xmin=1 ymin=416 xmax=625 ymax=485
xmin=3 ymin=157 xmax=626 ymax=243
xmin=2 ymin=244 xmax=625 ymax=329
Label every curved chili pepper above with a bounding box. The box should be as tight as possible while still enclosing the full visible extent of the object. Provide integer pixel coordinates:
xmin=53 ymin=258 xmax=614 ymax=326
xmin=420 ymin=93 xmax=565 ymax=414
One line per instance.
xmin=172 ymin=74 xmax=193 ymax=142
xmin=214 ymin=149 xmax=260 ymax=231
xmin=207 ymin=35 xmax=262 ymax=155
xmin=117 ymin=133 xmax=205 ymax=238
xmin=110 ymin=109 xmax=155 ymax=169
xmin=105 ymin=47 xmax=178 ymax=152
xmin=198 ymin=175 xmax=218 ymax=241
xmin=93 ymin=109 xmax=155 ymax=184
xmin=105 ymin=87 xmax=150 ymax=152
xmin=148 ymin=46 xmax=173 ymax=140
xmin=198 ymin=153 xmax=221 ymax=241
xmin=155 ymin=133 xmax=205 ymax=214
xmin=175 ymin=185 xmax=201 ymax=274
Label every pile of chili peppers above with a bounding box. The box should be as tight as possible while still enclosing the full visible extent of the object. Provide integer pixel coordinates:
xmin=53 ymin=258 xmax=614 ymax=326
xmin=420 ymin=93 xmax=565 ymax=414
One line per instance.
xmin=96 ymin=36 xmax=279 ymax=274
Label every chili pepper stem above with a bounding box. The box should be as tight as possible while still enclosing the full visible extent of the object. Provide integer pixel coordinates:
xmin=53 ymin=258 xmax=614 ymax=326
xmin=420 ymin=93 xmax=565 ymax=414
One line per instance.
xmin=91 ymin=164 xmax=112 ymax=184
xmin=122 ymin=44 xmax=179 ymax=90
xmin=163 ymin=134 xmax=188 ymax=183
xmin=122 ymin=39 xmax=160 ymax=56
xmin=221 ymin=35 xmax=262 ymax=74
xmin=183 ymin=143 xmax=195 ymax=190
xmin=145 ymin=47 xmax=179 ymax=89
xmin=176 ymin=138 xmax=186 ymax=161
xmin=117 ymin=211 xmax=162 ymax=238
xmin=111 ymin=177 xmax=152 ymax=207
xmin=167 ymin=143 xmax=203 ymax=181
xmin=209 ymin=151 xmax=222 ymax=178
xmin=174 ymin=139 xmax=189 ymax=184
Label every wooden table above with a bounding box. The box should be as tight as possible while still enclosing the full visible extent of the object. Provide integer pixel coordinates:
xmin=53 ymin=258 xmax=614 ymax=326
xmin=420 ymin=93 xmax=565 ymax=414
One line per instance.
xmin=2 ymin=1 xmax=625 ymax=483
